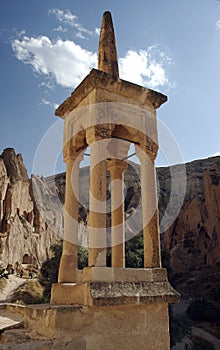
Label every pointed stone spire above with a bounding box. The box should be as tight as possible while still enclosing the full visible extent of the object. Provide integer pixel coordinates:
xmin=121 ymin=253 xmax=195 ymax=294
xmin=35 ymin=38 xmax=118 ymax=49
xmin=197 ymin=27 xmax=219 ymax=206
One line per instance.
xmin=98 ymin=11 xmax=119 ymax=79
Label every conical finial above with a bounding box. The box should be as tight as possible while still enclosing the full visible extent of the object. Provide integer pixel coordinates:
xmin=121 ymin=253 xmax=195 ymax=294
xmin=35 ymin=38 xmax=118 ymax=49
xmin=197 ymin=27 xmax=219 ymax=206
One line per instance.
xmin=98 ymin=11 xmax=119 ymax=79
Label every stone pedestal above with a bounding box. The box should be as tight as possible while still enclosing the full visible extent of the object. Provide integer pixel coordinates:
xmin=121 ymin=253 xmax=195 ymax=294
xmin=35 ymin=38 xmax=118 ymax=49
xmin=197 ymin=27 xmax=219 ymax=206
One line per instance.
xmin=29 ymin=269 xmax=179 ymax=349
xmin=24 ymin=303 xmax=171 ymax=350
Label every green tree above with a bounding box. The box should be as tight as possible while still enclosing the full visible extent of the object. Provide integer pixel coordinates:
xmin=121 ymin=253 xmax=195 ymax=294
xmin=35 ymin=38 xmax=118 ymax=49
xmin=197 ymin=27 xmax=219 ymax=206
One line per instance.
xmin=125 ymin=233 xmax=144 ymax=268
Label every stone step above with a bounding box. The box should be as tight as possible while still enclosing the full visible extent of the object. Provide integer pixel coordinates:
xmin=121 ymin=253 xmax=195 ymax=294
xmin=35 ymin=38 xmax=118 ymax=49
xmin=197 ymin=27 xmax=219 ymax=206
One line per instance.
xmin=0 ymin=329 xmax=53 ymax=349
xmin=0 ymin=310 xmax=24 ymax=332
xmin=0 ymin=340 xmax=54 ymax=349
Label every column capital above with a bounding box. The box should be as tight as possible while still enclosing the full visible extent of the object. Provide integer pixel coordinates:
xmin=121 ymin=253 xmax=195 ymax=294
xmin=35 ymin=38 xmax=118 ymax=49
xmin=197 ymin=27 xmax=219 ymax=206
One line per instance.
xmin=135 ymin=137 xmax=158 ymax=161
xmin=63 ymin=143 xmax=84 ymax=163
xmin=107 ymin=159 xmax=128 ymax=177
xmin=135 ymin=144 xmax=156 ymax=163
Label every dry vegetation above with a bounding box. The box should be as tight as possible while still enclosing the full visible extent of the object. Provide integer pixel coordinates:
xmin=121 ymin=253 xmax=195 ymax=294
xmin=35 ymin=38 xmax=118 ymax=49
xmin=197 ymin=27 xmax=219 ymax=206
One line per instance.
xmin=0 ymin=278 xmax=6 ymax=292
xmin=10 ymin=279 xmax=44 ymax=305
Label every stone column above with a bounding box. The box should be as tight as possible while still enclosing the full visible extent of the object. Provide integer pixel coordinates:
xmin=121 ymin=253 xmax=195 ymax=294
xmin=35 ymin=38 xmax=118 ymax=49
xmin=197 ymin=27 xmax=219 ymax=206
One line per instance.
xmin=58 ymin=150 xmax=83 ymax=283
xmin=135 ymin=146 xmax=161 ymax=268
xmin=88 ymin=140 xmax=108 ymax=267
xmin=107 ymin=159 xmax=127 ymax=268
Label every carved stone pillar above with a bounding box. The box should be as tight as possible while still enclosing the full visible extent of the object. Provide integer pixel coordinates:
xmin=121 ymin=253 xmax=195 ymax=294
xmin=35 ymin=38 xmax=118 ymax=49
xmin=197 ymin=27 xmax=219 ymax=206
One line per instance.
xmin=88 ymin=139 xmax=108 ymax=267
xmin=107 ymin=159 xmax=128 ymax=268
xmin=135 ymin=146 xmax=161 ymax=268
xmin=58 ymin=149 xmax=83 ymax=283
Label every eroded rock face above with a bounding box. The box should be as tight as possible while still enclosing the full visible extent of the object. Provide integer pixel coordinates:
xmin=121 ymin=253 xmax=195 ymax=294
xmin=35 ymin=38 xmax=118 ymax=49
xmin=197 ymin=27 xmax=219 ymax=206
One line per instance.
xmin=162 ymin=157 xmax=220 ymax=275
xmin=0 ymin=148 xmax=61 ymax=268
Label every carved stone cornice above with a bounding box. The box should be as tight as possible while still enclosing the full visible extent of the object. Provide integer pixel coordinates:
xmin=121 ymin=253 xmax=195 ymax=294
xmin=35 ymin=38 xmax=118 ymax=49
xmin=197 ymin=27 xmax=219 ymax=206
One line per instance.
xmin=55 ymin=69 xmax=167 ymax=119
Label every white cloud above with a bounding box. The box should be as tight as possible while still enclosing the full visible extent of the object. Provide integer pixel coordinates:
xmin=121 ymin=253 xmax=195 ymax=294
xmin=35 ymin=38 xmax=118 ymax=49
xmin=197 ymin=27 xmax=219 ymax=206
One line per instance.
xmin=38 ymin=80 xmax=54 ymax=90
xmin=48 ymin=8 xmax=77 ymax=26
xmin=0 ymin=28 xmax=6 ymax=36
xmin=12 ymin=35 xmax=97 ymax=88
xmin=12 ymin=35 xmax=174 ymax=90
xmin=216 ymin=20 xmax=220 ymax=30
xmin=119 ymin=46 xmax=174 ymax=89
xmin=40 ymin=99 xmax=59 ymax=109
xmin=76 ymin=32 xmax=86 ymax=40
xmin=94 ymin=28 xmax=100 ymax=36
xmin=18 ymin=30 xmax=26 ymax=37
xmin=49 ymin=8 xmax=93 ymax=38
xmin=53 ymin=26 xmax=68 ymax=33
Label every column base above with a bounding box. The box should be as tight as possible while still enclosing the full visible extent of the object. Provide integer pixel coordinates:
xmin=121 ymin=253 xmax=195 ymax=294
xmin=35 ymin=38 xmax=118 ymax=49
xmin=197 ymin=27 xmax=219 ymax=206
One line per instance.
xmin=58 ymin=268 xmax=83 ymax=283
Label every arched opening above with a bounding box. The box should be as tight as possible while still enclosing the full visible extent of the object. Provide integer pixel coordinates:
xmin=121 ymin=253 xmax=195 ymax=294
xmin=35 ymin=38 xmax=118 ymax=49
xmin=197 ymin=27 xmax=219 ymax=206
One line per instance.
xmin=22 ymin=253 xmax=31 ymax=264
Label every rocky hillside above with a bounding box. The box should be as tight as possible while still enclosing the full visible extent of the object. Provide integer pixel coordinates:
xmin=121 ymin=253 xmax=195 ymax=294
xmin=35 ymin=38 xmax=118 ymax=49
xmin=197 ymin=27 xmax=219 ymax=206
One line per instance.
xmin=0 ymin=148 xmax=220 ymax=286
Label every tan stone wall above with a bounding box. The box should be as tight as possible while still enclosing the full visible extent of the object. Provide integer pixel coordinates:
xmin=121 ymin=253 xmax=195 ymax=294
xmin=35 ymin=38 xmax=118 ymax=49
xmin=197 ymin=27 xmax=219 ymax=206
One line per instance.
xmin=25 ymin=303 xmax=170 ymax=350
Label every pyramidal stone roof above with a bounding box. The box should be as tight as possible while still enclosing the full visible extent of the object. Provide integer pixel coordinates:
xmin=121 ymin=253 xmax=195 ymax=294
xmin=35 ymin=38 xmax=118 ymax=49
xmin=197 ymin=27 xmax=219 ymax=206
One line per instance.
xmin=55 ymin=11 xmax=167 ymax=118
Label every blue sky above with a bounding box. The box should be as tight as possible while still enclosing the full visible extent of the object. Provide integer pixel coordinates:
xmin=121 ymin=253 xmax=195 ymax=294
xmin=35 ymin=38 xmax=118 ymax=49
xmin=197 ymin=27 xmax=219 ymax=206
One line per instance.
xmin=0 ymin=0 xmax=220 ymax=176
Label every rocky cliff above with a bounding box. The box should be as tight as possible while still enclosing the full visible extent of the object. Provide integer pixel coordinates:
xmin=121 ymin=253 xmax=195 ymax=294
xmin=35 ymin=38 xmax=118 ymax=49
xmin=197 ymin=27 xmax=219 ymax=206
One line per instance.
xmin=1 ymin=147 xmax=220 ymax=283
xmin=0 ymin=149 xmax=61 ymax=269
xmin=160 ymin=157 xmax=220 ymax=276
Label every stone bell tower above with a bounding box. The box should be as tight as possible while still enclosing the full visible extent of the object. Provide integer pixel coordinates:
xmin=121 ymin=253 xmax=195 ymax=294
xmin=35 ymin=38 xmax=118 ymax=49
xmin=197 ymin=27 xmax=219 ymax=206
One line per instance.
xmin=51 ymin=11 xmax=179 ymax=350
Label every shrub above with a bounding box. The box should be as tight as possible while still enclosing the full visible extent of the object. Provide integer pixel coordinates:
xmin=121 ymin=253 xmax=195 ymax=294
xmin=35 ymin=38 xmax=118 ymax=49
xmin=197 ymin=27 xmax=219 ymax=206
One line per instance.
xmin=187 ymin=299 xmax=220 ymax=323
xmin=11 ymin=280 xmax=44 ymax=304
xmin=169 ymin=306 xmax=192 ymax=347
xmin=192 ymin=336 xmax=214 ymax=350
xmin=125 ymin=233 xmax=144 ymax=268
xmin=0 ymin=264 xmax=8 ymax=279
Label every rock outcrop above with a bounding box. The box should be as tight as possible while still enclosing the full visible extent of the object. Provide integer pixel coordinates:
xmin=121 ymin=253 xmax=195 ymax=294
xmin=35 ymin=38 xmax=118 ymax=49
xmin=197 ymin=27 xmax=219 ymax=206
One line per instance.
xmin=0 ymin=149 xmax=61 ymax=269
xmin=161 ymin=157 xmax=220 ymax=275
